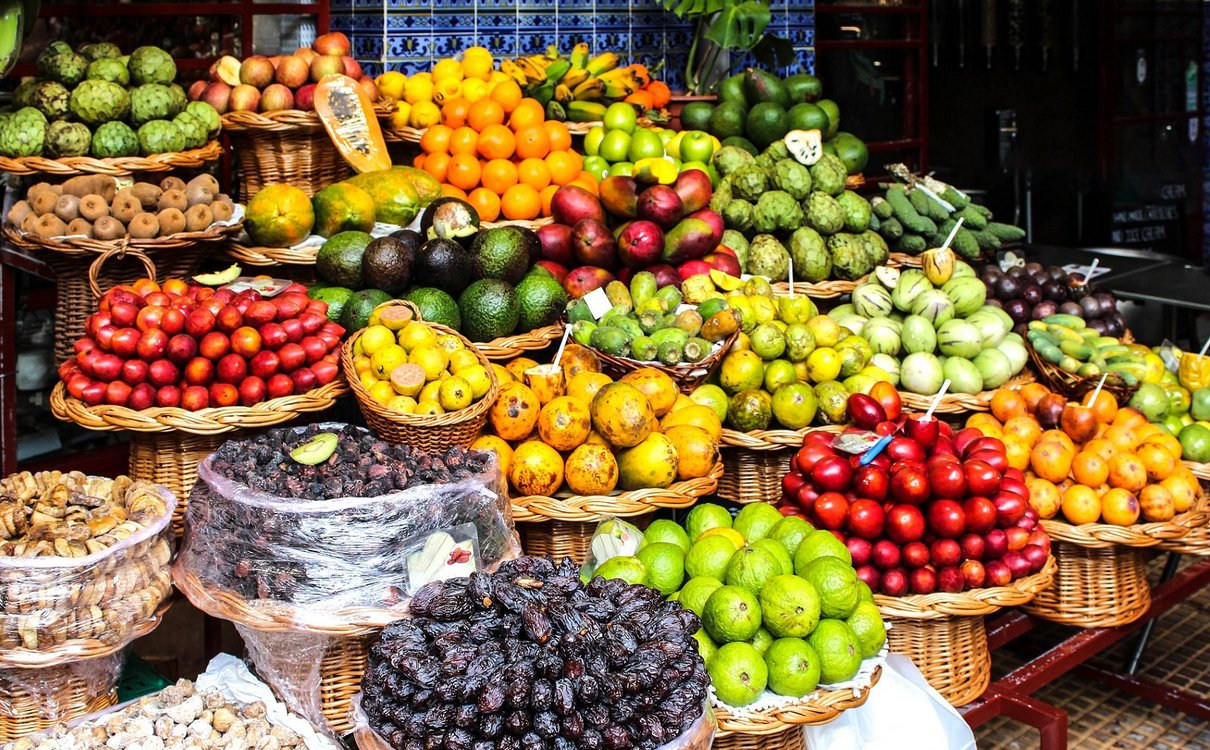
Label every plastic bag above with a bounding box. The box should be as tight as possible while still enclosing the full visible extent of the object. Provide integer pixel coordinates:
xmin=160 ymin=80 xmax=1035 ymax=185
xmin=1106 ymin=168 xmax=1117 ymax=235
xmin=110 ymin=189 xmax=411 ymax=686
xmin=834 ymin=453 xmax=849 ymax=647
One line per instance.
xmin=178 ymin=423 xmax=520 ymax=612
xmin=0 ymin=471 xmax=175 ymax=652
xmin=579 ymin=516 xmax=646 ymax=578
xmin=801 ymin=654 xmax=976 ymax=750
xmin=0 ymin=650 xmax=125 ymax=727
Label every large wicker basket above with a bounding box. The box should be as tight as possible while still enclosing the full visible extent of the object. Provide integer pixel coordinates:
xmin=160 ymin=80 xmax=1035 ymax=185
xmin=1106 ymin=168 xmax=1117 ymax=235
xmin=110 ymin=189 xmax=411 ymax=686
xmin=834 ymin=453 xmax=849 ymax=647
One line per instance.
xmin=473 ymin=323 xmax=564 ymax=361
xmin=342 ymin=300 xmax=499 ymax=452
xmin=593 ymin=330 xmax=739 ymax=394
xmin=1026 ymin=336 xmax=1140 ymax=404
xmin=0 ymin=141 xmax=222 ymax=177
xmin=875 ymin=556 xmax=1056 ymax=706
xmin=221 ymin=110 xmax=354 ymax=201
xmin=716 ymin=425 xmax=842 ymax=506
xmin=0 ymin=651 xmax=124 ymax=741
xmin=897 ymin=371 xmax=1036 ymax=415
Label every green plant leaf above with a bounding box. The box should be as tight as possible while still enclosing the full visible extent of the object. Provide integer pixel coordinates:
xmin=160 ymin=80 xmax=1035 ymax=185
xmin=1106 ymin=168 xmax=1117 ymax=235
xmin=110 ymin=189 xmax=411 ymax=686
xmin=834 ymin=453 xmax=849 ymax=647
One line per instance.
xmin=658 ymin=0 xmax=725 ymax=19
xmin=705 ymin=0 xmax=772 ymax=51
xmin=752 ymin=34 xmax=795 ymax=70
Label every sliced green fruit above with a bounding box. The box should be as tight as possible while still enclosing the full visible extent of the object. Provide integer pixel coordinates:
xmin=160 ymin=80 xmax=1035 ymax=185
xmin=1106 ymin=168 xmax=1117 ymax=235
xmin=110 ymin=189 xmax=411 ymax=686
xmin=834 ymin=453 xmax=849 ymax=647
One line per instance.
xmin=290 ymin=432 xmax=338 ymax=465
xmin=193 ymin=263 xmax=241 ymax=286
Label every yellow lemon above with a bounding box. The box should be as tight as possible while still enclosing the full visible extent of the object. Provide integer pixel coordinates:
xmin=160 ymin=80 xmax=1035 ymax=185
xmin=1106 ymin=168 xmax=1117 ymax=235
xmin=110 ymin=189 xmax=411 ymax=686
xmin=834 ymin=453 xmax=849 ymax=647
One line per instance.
xmin=397 ymin=321 xmax=438 ymax=352
xmin=408 ymin=101 xmax=441 ymax=128
xmin=432 ymin=58 xmax=464 ymax=82
xmin=389 ymin=101 xmax=412 ymax=130
xmin=461 ymin=55 xmax=493 ymax=83
xmin=438 ymin=376 xmax=474 ymax=411
xmin=376 ymin=70 xmax=407 ymax=100
xmin=433 ymin=77 xmax=461 ymax=104
xmin=403 ymin=76 xmax=434 ymax=104
xmin=462 ymin=46 xmax=492 ymax=60
xmin=358 ymin=372 xmax=378 ymax=392
xmin=698 ymin=527 xmax=745 ymax=549
xmin=370 ymin=345 xmax=407 ymax=379
xmin=352 ymin=354 xmax=372 ymax=375
xmin=359 ymin=325 xmax=396 ymax=355
xmin=368 ymin=380 xmax=396 ymax=406
xmin=461 ymin=77 xmax=489 ymax=102
xmin=806 ymin=347 xmax=842 ymax=383
xmin=410 ymin=345 xmax=450 ymax=381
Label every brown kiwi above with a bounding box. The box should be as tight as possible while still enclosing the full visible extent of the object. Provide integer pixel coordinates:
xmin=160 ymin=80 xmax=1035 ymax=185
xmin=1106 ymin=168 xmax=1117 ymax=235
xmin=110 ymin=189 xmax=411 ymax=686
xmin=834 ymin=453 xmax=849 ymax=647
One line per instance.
xmin=157 ymin=207 xmax=187 ymax=236
xmin=184 ymin=184 xmax=214 ymax=207
xmin=184 ymin=204 xmax=214 ymax=232
xmin=65 ymin=218 xmax=94 ymax=238
xmin=130 ymin=182 xmax=163 ymax=209
xmin=7 ymin=200 xmax=32 ymax=226
xmin=92 ymin=216 xmax=124 ymax=240
xmin=20 ymin=213 xmax=39 ymax=234
xmin=79 ymin=195 xmax=110 ymax=221
xmin=127 ymin=212 xmax=160 ymax=239
xmin=210 ymin=200 xmax=235 ymax=223
xmin=159 ymin=176 xmax=186 ymax=192
xmin=54 ymin=194 xmax=81 ymax=222
xmin=28 ymin=182 xmax=61 ymax=198
xmin=186 ymin=174 xmax=221 ymax=195
xmin=30 ymin=191 xmax=59 ymax=216
xmin=34 ymin=214 xmax=67 ymax=238
xmin=158 ymin=188 xmax=188 ymax=213
xmin=62 ymin=175 xmax=116 ymax=201
xmin=111 ymin=195 xmax=141 ymax=223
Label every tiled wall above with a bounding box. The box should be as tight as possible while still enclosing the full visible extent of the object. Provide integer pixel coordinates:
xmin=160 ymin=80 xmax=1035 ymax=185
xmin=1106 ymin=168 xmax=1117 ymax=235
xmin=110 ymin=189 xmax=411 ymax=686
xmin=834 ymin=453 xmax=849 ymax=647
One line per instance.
xmin=331 ymin=0 xmax=814 ymax=91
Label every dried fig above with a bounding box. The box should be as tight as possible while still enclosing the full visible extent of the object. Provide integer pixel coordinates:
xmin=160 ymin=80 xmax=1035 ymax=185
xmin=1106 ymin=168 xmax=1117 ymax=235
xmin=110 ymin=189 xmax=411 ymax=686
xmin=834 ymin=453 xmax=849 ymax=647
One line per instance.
xmin=157 ymin=208 xmax=187 ymax=236
xmin=93 ymin=216 xmax=125 ymax=240
xmin=79 ymin=195 xmax=110 ymax=221
xmin=128 ymin=212 xmax=160 ymax=239
xmin=54 ymin=194 xmax=81 ymax=222
xmin=184 ymin=204 xmax=214 ymax=232
xmin=111 ymin=195 xmax=141 ymax=223
xmin=158 ymin=188 xmax=188 ymax=212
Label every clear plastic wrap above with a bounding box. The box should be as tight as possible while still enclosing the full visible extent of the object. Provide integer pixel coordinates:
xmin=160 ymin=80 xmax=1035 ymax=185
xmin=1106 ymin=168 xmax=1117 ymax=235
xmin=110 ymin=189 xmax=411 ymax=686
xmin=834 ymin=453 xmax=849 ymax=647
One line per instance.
xmin=0 ymin=472 xmax=175 ymax=653
xmin=0 ymin=651 xmax=124 ymax=733
xmin=178 ymin=423 xmax=520 ymax=611
xmin=579 ymin=516 xmax=646 ymax=579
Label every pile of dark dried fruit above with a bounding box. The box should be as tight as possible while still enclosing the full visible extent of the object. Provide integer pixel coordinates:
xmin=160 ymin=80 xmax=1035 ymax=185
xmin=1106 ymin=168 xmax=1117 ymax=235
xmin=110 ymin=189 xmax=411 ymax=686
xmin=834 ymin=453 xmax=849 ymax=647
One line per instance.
xmin=362 ymin=556 xmax=709 ymax=750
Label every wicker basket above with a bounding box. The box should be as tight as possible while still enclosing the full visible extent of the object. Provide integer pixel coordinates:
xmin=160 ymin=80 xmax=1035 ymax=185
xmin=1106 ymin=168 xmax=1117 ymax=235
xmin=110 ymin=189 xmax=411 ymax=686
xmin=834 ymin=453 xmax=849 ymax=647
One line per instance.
xmin=875 ymin=556 xmax=1056 ymax=706
xmin=473 ymin=324 xmax=564 ymax=361
xmin=716 ymin=425 xmax=844 ymax=505
xmin=516 ymin=461 xmax=723 ymax=563
xmin=898 ymin=371 xmax=1036 ymax=415
xmin=1027 ymin=339 xmax=1140 ymax=404
xmin=224 ymin=240 xmax=321 ymax=267
xmin=4 ymin=217 xmax=242 ymax=255
xmin=221 ymin=110 xmax=353 ymax=201
xmin=480 ymin=216 xmax=555 ymax=231
xmin=0 ymin=142 xmax=222 ymax=177
xmin=713 ymin=665 xmax=882 ymax=744
xmin=594 ymin=330 xmax=739 ymax=394
xmin=0 ymin=652 xmax=123 ymax=741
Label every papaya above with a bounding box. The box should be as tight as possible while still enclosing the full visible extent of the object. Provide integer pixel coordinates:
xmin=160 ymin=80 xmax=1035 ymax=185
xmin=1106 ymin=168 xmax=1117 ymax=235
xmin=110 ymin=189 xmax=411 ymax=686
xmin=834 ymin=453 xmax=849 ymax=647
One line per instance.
xmin=314 ymin=74 xmax=390 ymax=174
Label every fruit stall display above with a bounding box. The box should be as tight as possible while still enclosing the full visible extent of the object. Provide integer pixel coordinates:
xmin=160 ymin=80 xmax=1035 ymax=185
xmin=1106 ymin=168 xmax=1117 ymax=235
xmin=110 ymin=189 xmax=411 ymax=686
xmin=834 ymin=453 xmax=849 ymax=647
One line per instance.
xmin=2 ymin=43 xmax=222 ymax=175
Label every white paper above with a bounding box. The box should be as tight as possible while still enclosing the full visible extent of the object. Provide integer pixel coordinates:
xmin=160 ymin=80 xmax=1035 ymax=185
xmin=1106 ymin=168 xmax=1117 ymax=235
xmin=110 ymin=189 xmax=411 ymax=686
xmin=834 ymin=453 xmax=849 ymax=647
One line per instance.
xmin=582 ymin=287 xmax=614 ymax=320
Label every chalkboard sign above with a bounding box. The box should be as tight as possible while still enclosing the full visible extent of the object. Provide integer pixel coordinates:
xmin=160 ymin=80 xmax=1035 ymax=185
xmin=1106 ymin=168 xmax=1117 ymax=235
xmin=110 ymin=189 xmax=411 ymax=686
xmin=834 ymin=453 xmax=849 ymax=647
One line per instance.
xmin=1109 ymin=183 xmax=1187 ymax=253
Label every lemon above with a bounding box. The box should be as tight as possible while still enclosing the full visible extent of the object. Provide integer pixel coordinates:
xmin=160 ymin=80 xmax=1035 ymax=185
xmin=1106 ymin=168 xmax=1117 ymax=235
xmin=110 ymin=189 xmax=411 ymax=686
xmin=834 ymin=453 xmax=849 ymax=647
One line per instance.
xmin=360 ymin=325 xmax=396 ymax=355
xmin=699 ymin=527 xmax=746 ymax=549
xmin=806 ymin=347 xmax=842 ymax=383
xmin=438 ymin=376 xmax=474 ymax=411
xmin=460 ymin=365 xmax=493 ymax=398
xmin=376 ymin=71 xmax=407 ymax=100
xmin=414 ymin=400 xmax=445 ymax=416
xmin=432 ymin=58 xmax=463 ymax=82
xmin=397 ymin=321 xmax=438 ymax=352
xmin=461 ymin=78 xmax=489 ymax=102
xmin=413 ymin=71 xmax=433 ymax=82
xmin=434 ymin=78 xmax=461 ymax=103
xmin=387 ymin=395 xmax=417 ymax=414
xmin=409 ymin=101 xmax=441 ymax=128
xmin=418 ymin=380 xmax=442 ymax=404
xmin=461 ymin=55 xmax=493 ymax=83
xmin=369 ymin=380 xmax=396 ymax=405
xmin=370 ymin=345 xmax=407 ymax=379
xmin=463 ymin=46 xmax=492 ymax=60
xmin=489 ymin=70 xmax=509 ymax=85
xmin=403 ymin=76 xmax=434 ymax=104
xmin=807 ymin=315 xmax=841 ymax=348
xmin=449 ymin=348 xmax=479 ymax=373
xmin=389 ymin=102 xmax=412 ymax=131
xmin=410 ymin=345 xmax=449 ymax=381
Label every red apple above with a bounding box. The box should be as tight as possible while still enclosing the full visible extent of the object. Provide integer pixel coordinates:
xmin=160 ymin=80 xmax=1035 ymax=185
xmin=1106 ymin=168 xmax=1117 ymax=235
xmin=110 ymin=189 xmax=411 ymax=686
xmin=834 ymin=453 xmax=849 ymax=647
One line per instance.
xmin=1027 ymin=529 xmax=1051 ymax=554
xmin=901 ymin=541 xmax=930 ymax=569
xmin=782 ymin=472 xmax=806 ymax=497
xmin=968 ymin=449 xmax=1009 ymax=473
xmin=1021 ymin=544 xmax=1049 ymax=573
xmin=931 ymin=436 xmax=957 ymax=459
xmin=135 ymin=305 xmax=167 ymax=332
xmin=185 ymin=308 xmax=215 ymax=338
xmin=795 ymin=443 xmax=834 ymax=474
xmin=993 ymin=492 xmax=1027 ymax=527
xmin=1002 ymin=550 xmax=1031 ymax=580
xmin=847 ymin=499 xmax=885 ymax=539
xmin=198 ymin=332 xmax=230 ymax=361
xmin=184 ymin=357 xmax=215 ymax=386
xmin=846 ymin=393 xmax=886 ymax=430
xmin=1005 ymin=526 xmax=1030 ymax=552
xmin=80 ymin=380 xmax=107 ymax=406
xmin=266 ymin=373 xmax=294 ymax=398
xmin=110 ymin=328 xmax=140 ymax=358
xmin=846 ymin=537 xmax=872 ymax=567
xmin=166 ymin=333 xmax=198 ymax=364
xmin=926 ymin=499 xmax=966 ymax=539
xmin=298 ymin=311 xmax=325 ymax=334
xmin=104 ymin=380 xmax=132 ymax=406
xmin=890 ymin=466 xmax=930 ymax=505
xmin=148 ymin=360 xmax=180 ymax=388
xmin=879 ymin=568 xmax=909 ymax=597
xmin=937 ymin=566 xmax=965 ymax=593
xmin=277 ymin=343 xmax=306 ymax=373
xmin=909 ymin=567 xmax=937 ymax=594
xmin=110 ymin=302 xmax=138 ymax=327
xmin=929 ymin=538 xmax=961 ymax=567
xmin=242 ymin=300 xmax=277 ymax=327
xmin=216 ymin=306 xmax=243 ymax=333
xmin=67 ymin=374 xmax=91 ymax=400
xmin=92 ymin=354 xmax=123 ymax=382
xmin=984 ymin=529 xmax=1009 ymax=560
xmin=985 ymin=559 xmax=1012 ymax=586
xmin=904 ymin=416 xmax=939 ymax=448
xmin=953 ymin=427 xmax=984 ymax=457
xmin=852 ymin=465 xmax=889 ymax=502
xmin=259 ymin=322 xmax=288 ymax=351
xmin=856 ymin=564 xmax=881 ymax=591
xmin=927 ymin=462 xmax=967 ymax=500
xmin=209 ymin=383 xmax=239 ymax=407
xmin=795 ymin=483 xmax=820 ymax=512
xmin=249 ymin=350 xmax=280 ymax=379
xmin=135 ymin=329 xmax=169 ymax=361
xmin=871 ymin=539 xmax=901 ymax=570
xmin=300 ymin=336 xmax=327 ymax=364
xmin=962 ymin=496 xmax=997 ymax=535
xmin=886 ymin=436 xmax=926 ymax=463
xmin=230 ymin=327 xmax=262 ymax=358
xmin=216 ymin=353 xmax=247 ymax=384
xmin=159 ymin=308 xmax=186 ymax=335
xmin=154 ymin=385 xmax=180 ymax=408
xmin=128 ymin=383 xmax=155 ymax=411
xmin=813 ymin=492 xmax=850 ymax=530
xmin=886 ymin=505 xmax=926 ymax=544
xmin=311 ymin=359 xmax=339 ymax=385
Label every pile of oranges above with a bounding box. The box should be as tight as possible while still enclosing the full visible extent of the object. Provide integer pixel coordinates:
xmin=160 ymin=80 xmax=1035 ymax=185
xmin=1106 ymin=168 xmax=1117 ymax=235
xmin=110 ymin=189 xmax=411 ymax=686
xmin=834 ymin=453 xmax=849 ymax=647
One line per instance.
xmin=966 ymin=385 xmax=1202 ymax=526
xmin=414 ymin=82 xmax=599 ymax=222
xmin=622 ymin=77 xmax=672 ymax=111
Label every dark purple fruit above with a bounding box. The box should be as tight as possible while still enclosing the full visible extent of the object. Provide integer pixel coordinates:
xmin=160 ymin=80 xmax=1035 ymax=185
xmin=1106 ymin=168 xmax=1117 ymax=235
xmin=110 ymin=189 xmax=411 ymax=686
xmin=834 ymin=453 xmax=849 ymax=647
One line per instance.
xmin=1004 ymin=298 xmax=1030 ymax=324
xmin=1059 ymin=301 xmax=1083 ymax=317
xmin=1032 ymin=300 xmax=1058 ymax=319
xmin=997 ymin=276 xmax=1021 ymax=299
xmin=1025 ymin=261 xmax=1045 ymax=277
xmin=1042 ymin=280 xmax=1066 ymax=302
xmin=985 ymin=298 xmax=1003 ymax=309
xmin=1080 ymin=296 xmax=1101 ymax=319
xmin=1022 ymin=285 xmax=1042 ymax=305
xmin=1047 ymin=265 xmax=1066 ymax=281
xmin=1088 ymin=318 xmax=1108 ymax=334
xmin=1095 ymin=293 xmax=1117 ymax=317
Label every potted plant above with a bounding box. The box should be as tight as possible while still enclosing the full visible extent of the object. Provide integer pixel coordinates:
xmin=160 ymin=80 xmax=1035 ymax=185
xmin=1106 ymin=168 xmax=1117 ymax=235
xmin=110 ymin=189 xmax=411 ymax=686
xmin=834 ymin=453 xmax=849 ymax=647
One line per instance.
xmin=658 ymin=0 xmax=794 ymax=97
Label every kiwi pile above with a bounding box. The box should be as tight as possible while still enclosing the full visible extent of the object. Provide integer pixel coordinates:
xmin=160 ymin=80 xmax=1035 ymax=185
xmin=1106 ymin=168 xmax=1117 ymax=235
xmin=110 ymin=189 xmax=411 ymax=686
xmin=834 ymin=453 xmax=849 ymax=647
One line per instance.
xmin=6 ymin=174 xmax=237 ymax=241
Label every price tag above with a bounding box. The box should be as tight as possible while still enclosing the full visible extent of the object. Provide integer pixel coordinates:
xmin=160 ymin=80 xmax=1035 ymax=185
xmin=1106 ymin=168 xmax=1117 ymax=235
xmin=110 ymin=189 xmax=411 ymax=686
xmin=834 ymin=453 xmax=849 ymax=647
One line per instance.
xmin=831 ymin=431 xmax=882 ymax=455
xmin=223 ymin=277 xmax=292 ymax=298
xmin=582 ymin=287 xmax=614 ymax=320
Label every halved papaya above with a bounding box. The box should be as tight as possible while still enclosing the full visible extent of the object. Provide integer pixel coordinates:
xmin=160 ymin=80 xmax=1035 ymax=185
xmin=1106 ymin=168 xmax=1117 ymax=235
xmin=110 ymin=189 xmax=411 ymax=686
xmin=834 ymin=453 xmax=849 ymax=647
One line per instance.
xmin=193 ymin=263 xmax=241 ymax=286
xmin=315 ymin=74 xmax=391 ymax=174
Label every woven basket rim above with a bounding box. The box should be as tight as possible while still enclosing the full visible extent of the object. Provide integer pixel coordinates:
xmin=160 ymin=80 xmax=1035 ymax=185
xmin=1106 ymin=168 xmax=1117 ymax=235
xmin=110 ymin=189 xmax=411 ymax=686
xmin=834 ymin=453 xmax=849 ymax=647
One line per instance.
xmin=0 ymin=600 xmax=172 ymax=669
xmin=0 ymin=141 xmax=222 ymax=176
xmin=1027 ymin=342 xmax=1141 ymax=403
xmin=383 ymin=120 xmax=600 ymax=145
xmin=720 ymin=424 xmax=844 ymax=451
xmin=594 ymin=329 xmax=739 ymax=393
xmin=4 ymin=220 xmax=242 ymax=256
xmin=50 ymin=379 xmax=349 ymax=434
xmin=898 ymin=371 xmax=1036 ymax=414
xmin=1039 ymin=493 xmax=1209 ymax=548
xmin=480 ymin=216 xmax=555 ymax=230
xmin=511 ymin=460 xmax=724 ymax=523
xmin=473 ymin=323 xmax=565 ymax=360
xmin=874 ymin=554 xmax=1057 ymax=619
xmin=1183 ymin=459 xmax=1210 ymax=481
xmin=225 ymin=240 xmax=319 ymax=267
xmin=713 ymin=664 xmax=882 ymax=734
xmin=222 ymin=102 xmax=395 ymax=132
xmin=887 ymin=252 xmax=921 ymax=268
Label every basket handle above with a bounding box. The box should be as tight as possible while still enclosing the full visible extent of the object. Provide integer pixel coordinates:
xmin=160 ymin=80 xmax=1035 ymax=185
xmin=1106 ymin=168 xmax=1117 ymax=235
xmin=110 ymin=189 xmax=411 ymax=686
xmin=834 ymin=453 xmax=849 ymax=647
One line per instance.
xmin=372 ymin=299 xmax=423 ymax=323
xmin=88 ymin=244 xmax=158 ymax=299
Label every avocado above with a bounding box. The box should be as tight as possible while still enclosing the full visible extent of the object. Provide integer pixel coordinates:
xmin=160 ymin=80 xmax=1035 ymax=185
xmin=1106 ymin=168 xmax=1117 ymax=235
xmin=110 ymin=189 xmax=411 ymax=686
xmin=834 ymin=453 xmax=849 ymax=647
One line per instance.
xmin=515 ymin=273 xmax=568 ymax=331
xmin=415 ymin=237 xmax=473 ymax=296
xmin=458 ymin=278 xmax=520 ymax=342
xmin=679 ymin=101 xmax=715 ymax=132
xmin=339 ymin=288 xmax=392 ymax=331
xmin=717 ymin=73 xmax=749 ymax=108
xmin=514 ymin=226 xmax=542 ymax=264
xmin=315 ymin=230 xmax=373 ymax=288
xmin=817 ymin=98 xmax=841 ymax=139
xmin=309 ymin=286 xmax=355 ymax=322
xmin=784 ymin=73 xmax=823 ymax=103
xmin=707 ymin=100 xmax=747 ymax=141
xmin=721 ymin=136 xmax=759 ymax=155
xmin=362 ymin=236 xmax=415 ymax=293
xmin=787 ymin=102 xmax=831 ymax=135
xmin=470 ymin=226 xmax=533 ymax=284
xmin=404 ymin=287 xmax=461 ymax=330
xmin=420 ymin=197 xmax=480 ymax=244
xmin=743 ymin=67 xmax=790 ymax=109
xmin=745 ymin=102 xmax=789 ymax=149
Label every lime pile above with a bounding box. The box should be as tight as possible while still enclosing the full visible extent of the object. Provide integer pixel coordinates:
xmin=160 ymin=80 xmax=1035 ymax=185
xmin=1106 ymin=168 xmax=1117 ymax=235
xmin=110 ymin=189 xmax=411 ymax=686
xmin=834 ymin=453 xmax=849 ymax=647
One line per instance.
xmin=592 ymin=502 xmax=886 ymax=706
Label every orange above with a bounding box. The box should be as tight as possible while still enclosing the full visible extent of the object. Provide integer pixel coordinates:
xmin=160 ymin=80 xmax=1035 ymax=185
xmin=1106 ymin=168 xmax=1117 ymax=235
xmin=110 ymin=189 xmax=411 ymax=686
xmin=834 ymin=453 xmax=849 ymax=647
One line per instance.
xmin=1083 ymin=437 xmax=1117 ymax=462
xmin=467 ymin=98 xmax=505 ymax=131
xmin=1104 ymin=425 xmax=1138 ymax=453
xmin=1133 ymin=423 xmax=1163 ymax=444
xmin=1002 ymin=416 xmax=1043 ymax=447
xmin=664 ymin=425 xmax=719 ymax=481
xmin=1107 ymin=452 xmax=1147 ymax=492
xmin=546 ymin=150 xmax=581 ymax=185
xmin=513 ymin=124 xmax=551 ymax=159
xmin=421 ymin=151 xmax=451 ymax=183
xmin=543 ymin=121 xmax=572 ymax=152
xmin=466 ymin=187 xmax=501 ymax=222
xmin=489 ymin=79 xmax=523 ymax=112
xmin=965 ymin=413 xmax=1003 ymax=439
xmin=1139 ymin=484 xmax=1176 ymax=522
xmin=1081 ymin=389 xmax=1119 ymax=424
xmin=1061 ymin=484 xmax=1102 ymax=525
xmin=440 ymin=97 xmax=470 ymax=128
xmin=1113 ymin=406 xmax=1149 ymax=429
xmin=509 ymin=440 xmax=564 ymax=496
xmin=569 ymin=173 xmax=599 ymax=195
xmin=539 ymin=184 xmax=559 ymax=216
xmin=1003 ymin=435 xmax=1032 ymax=471
xmin=1026 ymin=476 xmax=1061 ymax=519
xmin=419 ymin=123 xmax=453 ymax=154
xmin=624 ymin=90 xmax=655 ymax=110
xmin=469 ymin=434 xmax=514 ymax=478
xmin=508 ymin=98 xmax=545 ymax=130
xmin=477 ymin=123 xmax=516 ymax=160
xmin=1031 ymin=440 xmax=1073 ymax=483
xmin=1100 ymin=487 xmax=1140 ymax=525
xmin=1071 ymin=451 xmax=1109 ymax=487
xmin=412 ymin=153 xmax=425 ymax=168
xmin=646 ymin=80 xmax=671 ymax=108
xmin=990 ymin=389 xmax=1029 ymax=423
xmin=563 ymin=443 xmax=619 ymax=495
xmin=1144 ymin=433 xmax=1183 ymax=463
xmin=1038 ymin=429 xmax=1075 ymax=455
xmin=1136 ymin=441 xmax=1176 ymax=482
xmin=440 ymin=184 xmax=468 ymax=199
xmin=630 ymin=64 xmax=650 ymax=83
xmin=480 ymin=158 xmax=519 ymax=195
xmin=1160 ymin=474 xmax=1198 ymax=513
xmin=620 ymin=368 xmax=678 ymax=417
xmin=500 ymin=183 xmax=541 ymax=220
xmin=1019 ymin=382 xmax=1052 ymax=412
xmin=449 ymin=126 xmax=479 ymax=154
xmin=517 ymin=157 xmax=552 ymax=190
xmin=446 ymin=152 xmax=482 ymax=191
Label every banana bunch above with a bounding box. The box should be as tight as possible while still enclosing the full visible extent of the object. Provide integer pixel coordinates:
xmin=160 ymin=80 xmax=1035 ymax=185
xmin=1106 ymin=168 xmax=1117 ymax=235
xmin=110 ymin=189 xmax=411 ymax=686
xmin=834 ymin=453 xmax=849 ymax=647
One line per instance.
xmin=504 ymin=43 xmax=649 ymax=120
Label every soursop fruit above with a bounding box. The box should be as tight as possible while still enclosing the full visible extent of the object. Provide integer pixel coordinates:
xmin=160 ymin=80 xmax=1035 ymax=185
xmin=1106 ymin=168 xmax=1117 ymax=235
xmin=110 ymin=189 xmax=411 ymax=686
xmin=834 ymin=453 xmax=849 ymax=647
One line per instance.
xmin=38 ymin=48 xmax=88 ymax=87
xmin=137 ymin=120 xmax=184 ymax=155
xmin=130 ymin=84 xmax=175 ymax=127
xmin=46 ymin=121 xmax=91 ymax=157
xmin=30 ymin=81 xmax=70 ymax=120
xmin=12 ymin=78 xmax=37 ymax=108
xmin=128 ymin=46 xmax=176 ymax=86
xmin=90 ymin=121 xmax=139 ymax=158
xmin=85 ymin=58 xmax=130 ymax=86
xmin=172 ymin=112 xmax=207 ymax=150
xmin=78 ymin=42 xmax=122 ymax=62
xmin=0 ymin=108 xmax=48 ymax=157
xmin=70 ymin=80 xmax=130 ymax=125
xmin=167 ymin=83 xmax=187 ymax=117
xmin=184 ymin=101 xmax=220 ymax=139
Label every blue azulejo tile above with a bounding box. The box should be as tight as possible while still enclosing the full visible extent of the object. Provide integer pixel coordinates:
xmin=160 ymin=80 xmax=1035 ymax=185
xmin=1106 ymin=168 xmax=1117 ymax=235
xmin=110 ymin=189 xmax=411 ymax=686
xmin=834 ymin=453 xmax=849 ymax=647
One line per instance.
xmin=785 ymin=26 xmax=813 ymax=47
xmin=518 ymin=32 xmax=555 ymax=54
xmin=329 ymin=0 xmax=353 ymax=11
xmin=384 ymin=0 xmax=432 ymax=7
xmin=346 ymin=13 xmax=386 ymax=31
xmin=361 ymin=61 xmax=383 ymax=76
xmin=331 ymin=15 xmax=356 ymax=33
xmin=386 ymin=33 xmax=436 ymax=58
xmin=518 ymin=0 xmax=557 ymax=9
xmin=386 ymin=13 xmax=432 ymax=32
xmin=354 ymin=36 xmax=384 ymax=59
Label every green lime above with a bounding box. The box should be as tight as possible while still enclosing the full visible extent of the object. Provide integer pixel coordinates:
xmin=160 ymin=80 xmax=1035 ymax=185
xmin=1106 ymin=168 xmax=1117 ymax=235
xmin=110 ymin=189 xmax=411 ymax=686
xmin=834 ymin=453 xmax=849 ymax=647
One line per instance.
xmin=758 ymin=574 xmax=821 ymax=638
xmin=725 ymin=546 xmax=781 ymax=594
xmin=635 ymin=542 xmax=685 ymax=595
xmin=593 ymin=555 xmax=646 ymax=586
xmin=751 ymin=538 xmax=793 ymax=576
xmin=763 ymin=637 xmax=821 ymax=698
xmin=644 ymin=519 xmax=692 ymax=553
xmin=807 ymin=619 xmax=862 ymax=684
xmin=685 ymin=536 xmax=740 ymax=580
xmin=708 ymin=642 xmax=768 ymax=707
xmin=685 ymin=503 xmax=733 ymax=541
xmin=798 ymin=557 xmax=860 ymax=619
xmin=702 ymin=585 xmax=763 ymax=643
xmin=857 ymin=581 xmax=875 ymax=605
xmin=1129 ymin=382 xmax=1170 ymax=422
xmin=794 ymin=530 xmax=853 ymax=572
xmin=747 ymin=626 xmax=774 ymax=655
xmin=769 ymin=516 xmax=814 ymax=556
xmin=692 ymin=628 xmax=719 ymax=668
xmin=1191 ymin=387 xmax=1210 ymax=421
xmin=845 ymin=601 xmax=887 ymax=659
xmin=690 ymin=384 xmax=730 ymax=423
xmin=1179 ymin=423 xmax=1210 ymax=462
xmin=733 ymin=502 xmax=786 ymax=542
xmin=679 ymin=576 xmax=724 ymax=617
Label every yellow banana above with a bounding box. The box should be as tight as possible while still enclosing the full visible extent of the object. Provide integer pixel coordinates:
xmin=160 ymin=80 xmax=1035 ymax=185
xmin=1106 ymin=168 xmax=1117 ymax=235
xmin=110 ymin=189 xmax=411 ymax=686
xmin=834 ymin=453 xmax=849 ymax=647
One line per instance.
xmin=559 ymin=67 xmax=590 ymax=88
xmin=528 ymin=55 xmax=553 ymax=70
xmin=601 ymin=77 xmax=641 ymax=99
xmin=499 ymin=60 xmax=531 ymax=86
xmin=569 ymin=42 xmax=590 ymax=69
xmin=572 ymin=77 xmax=606 ymax=101
xmin=567 ymin=100 xmax=607 ymax=122
xmin=597 ymin=66 xmax=640 ymax=83
xmin=545 ymin=45 xmax=560 ymax=59
xmin=514 ymin=57 xmax=546 ymax=83
xmin=584 ymin=52 xmax=619 ymax=76
xmin=554 ymin=83 xmax=574 ymax=104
